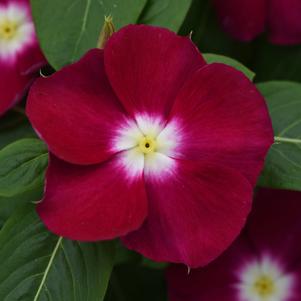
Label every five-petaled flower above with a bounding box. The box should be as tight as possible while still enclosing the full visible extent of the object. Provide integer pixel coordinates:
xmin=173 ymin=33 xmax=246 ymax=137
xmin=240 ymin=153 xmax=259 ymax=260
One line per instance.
xmin=213 ymin=0 xmax=301 ymax=45
xmin=26 ymin=25 xmax=273 ymax=268
xmin=167 ymin=189 xmax=301 ymax=300
xmin=0 ymin=0 xmax=45 ymax=115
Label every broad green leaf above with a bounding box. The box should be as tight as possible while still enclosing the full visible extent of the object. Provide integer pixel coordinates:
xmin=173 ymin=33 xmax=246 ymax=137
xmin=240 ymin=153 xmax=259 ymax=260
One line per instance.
xmin=0 ymin=110 xmax=35 ymax=150
xmin=0 ymin=205 xmax=115 ymax=301
xmin=0 ymin=139 xmax=48 ymax=197
xmin=258 ymin=81 xmax=301 ymax=191
xmin=0 ymin=186 xmax=43 ymax=228
xmin=139 ymin=0 xmax=192 ymax=32
xmin=253 ymin=40 xmax=301 ymax=83
xmin=31 ymin=0 xmax=147 ymax=70
xmin=203 ymin=53 xmax=255 ymax=81
xmin=113 ymin=241 xmax=141 ymax=266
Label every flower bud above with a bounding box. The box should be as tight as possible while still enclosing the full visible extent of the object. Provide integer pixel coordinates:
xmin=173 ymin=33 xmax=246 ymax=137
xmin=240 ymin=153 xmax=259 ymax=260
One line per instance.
xmin=97 ymin=15 xmax=115 ymax=49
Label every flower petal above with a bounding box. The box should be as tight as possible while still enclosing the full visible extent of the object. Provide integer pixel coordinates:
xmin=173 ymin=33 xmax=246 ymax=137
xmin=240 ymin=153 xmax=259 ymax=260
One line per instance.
xmin=122 ymin=160 xmax=252 ymax=268
xmin=26 ymin=49 xmax=128 ymax=165
xmin=248 ymin=189 xmax=301 ymax=269
xmin=213 ymin=0 xmax=266 ymax=41
xmin=0 ymin=0 xmax=45 ymax=115
xmin=166 ymin=236 xmax=254 ymax=301
xmin=17 ymin=43 xmax=45 ymax=76
xmin=104 ymin=24 xmax=205 ymax=117
xmin=268 ymin=0 xmax=301 ymax=45
xmin=167 ymin=189 xmax=301 ymax=301
xmin=169 ymin=63 xmax=273 ymax=186
xmin=37 ymin=154 xmax=148 ymax=241
xmin=0 ymin=59 xmax=33 ymax=115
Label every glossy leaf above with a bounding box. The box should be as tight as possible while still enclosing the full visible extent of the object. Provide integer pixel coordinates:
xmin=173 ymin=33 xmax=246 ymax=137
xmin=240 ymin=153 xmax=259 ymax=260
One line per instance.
xmin=31 ymin=0 xmax=147 ymax=70
xmin=139 ymin=0 xmax=192 ymax=32
xmin=0 ymin=205 xmax=115 ymax=301
xmin=253 ymin=41 xmax=301 ymax=83
xmin=0 ymin=139 xmax=48 ymax=197
xmin=0 ymin=186 xmax=43 ymax=228
xmin=258 ymin=81 xmax=301 ymax=191
xmin=203 ymin=53 xmax=255 ymax=81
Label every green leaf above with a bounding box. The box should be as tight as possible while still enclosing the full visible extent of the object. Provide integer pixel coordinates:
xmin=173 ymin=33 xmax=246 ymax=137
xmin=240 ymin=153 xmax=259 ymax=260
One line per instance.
xmin=31 ymin=0 xmax=147 ymax=70
xmin=253 ymin=40 xmax=301 ymax=83
xmin=257 ymin=81 xmax=301 ymax=191
xmin=0 ymin=139 xmax=48 ymax=197
xmin=141 ymin=257 xmax=168 ymax=269
xmin=0 ymin=205 xmax=115 ymax=301
xmin=0 ymin=186 xmax=43 ymax=228
xmin=139 ymin=0 xmax=192 ymax=32
xmin=113 ymin=241 xmax=141 ymax=266
xmin=203 ymin=53 xmax=255 ymax=81
xmin=0 ymin=110 xmax=36 ymax=150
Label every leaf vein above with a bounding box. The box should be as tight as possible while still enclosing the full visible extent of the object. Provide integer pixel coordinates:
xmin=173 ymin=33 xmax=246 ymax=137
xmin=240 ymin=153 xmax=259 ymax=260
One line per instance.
xmin=33 ymin=237 xmax=63 ymax=301
xmin=71 ymin=0 xmax=92 ymax=61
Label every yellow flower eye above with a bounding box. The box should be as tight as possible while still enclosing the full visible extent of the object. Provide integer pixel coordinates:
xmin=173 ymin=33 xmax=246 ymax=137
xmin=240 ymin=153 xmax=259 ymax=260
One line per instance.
xmin=253 ymin=275 xmax=275 ymax=297
xmin=0 ymin=21 xmax=17 ymax=40
xmin=138 ymin=135 xmax=157 ymax=154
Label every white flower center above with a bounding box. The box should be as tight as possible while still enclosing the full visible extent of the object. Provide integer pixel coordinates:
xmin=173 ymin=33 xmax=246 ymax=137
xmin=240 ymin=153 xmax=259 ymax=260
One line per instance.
xmin=113 ymin=114 xmax=181 ymax=179
xmin=0 ymin=3 xmax=35 ymax=60
xmin=236 ymin=255 xmax=295 ymax=301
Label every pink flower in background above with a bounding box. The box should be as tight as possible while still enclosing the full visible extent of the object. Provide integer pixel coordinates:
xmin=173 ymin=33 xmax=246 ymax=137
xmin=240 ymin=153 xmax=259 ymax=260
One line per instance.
xmin=167 ymin=189 xmax=301 ymax=300
xmin=213 ymin=0 xmax=301 ymax=45
xmin=0 ymin=0 xmax=45 ymax=115
xmin=26 ymin=25 xmax=273 ymax=268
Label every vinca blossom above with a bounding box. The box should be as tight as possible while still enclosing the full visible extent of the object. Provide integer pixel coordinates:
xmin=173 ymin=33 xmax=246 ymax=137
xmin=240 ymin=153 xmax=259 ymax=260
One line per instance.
xmin=167 ymin=189 xmax=301 ymax=300
xmin=26 ymin=25 xmax=273 ymax=268
xmin=213 ymin=0 xmax=301 ymax=45
xmin=0 ymin=0 xmax=45 ymax=115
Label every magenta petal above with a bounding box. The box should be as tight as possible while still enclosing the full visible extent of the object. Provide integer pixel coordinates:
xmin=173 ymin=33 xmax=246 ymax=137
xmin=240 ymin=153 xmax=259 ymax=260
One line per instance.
xmin=166 ymin=236 xmax=254 ymax=301
xmin=213 ymin=0 xmax=266 ymax=42
xmin=0 ymin=0 xmax=46 ymax=115
xmin=268 ymin=0 xmax=301 ymax=45
xmin=15 ymin=0 xmax=46 ymax=75
xmin=17 ymin=43 xmax=45 ymax=76
xmin=248 ymin=189 xmax=301 ymax=268
xmin=167 ymin=189 xmax=301 ymax=301
xmin=37 ymin=155 xmax=148 ymax=241
xmin=27 ymin=49 xmax=128 ymax=165
xmin=122 ymin=160 xmax=252 ymax=268
xmin=169 ymin=63 xmax=273 ymax=186
xmin=104 ymin=24 xmax=205 ymax=117
xmin=0 ymin=60 xmax=32 ymax=115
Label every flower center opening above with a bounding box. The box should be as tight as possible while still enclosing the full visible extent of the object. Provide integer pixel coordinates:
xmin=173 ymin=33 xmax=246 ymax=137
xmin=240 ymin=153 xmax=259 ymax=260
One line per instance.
xmin=253 ymin=275 xmax=275 ymax=297
xmin=139 ymin=135 xmax=157 ymax=154
xmin=0 ymin=21 xmax=17 ymax=40
xmin=114 ymin=115 xmax=180 ymax=177
xmin=237 ymin=256 xmax=295 ymax=301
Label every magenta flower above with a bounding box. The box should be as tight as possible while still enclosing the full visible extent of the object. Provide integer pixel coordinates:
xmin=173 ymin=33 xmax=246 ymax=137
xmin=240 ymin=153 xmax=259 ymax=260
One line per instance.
xmin=213 ymin=0 xmax=301 ymax=45
xmin=0 ymin=0 xmax=45 ymax=115
xmin=26 ymin=25 xmax=273 ymax=267
xmin=167 ymin=189 xmax=301 ymax=300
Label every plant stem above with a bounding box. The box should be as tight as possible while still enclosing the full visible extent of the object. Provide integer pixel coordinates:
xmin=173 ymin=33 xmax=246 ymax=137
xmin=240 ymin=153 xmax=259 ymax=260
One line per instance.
xmin=274 ymin=136 xmax=301 ymax=145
